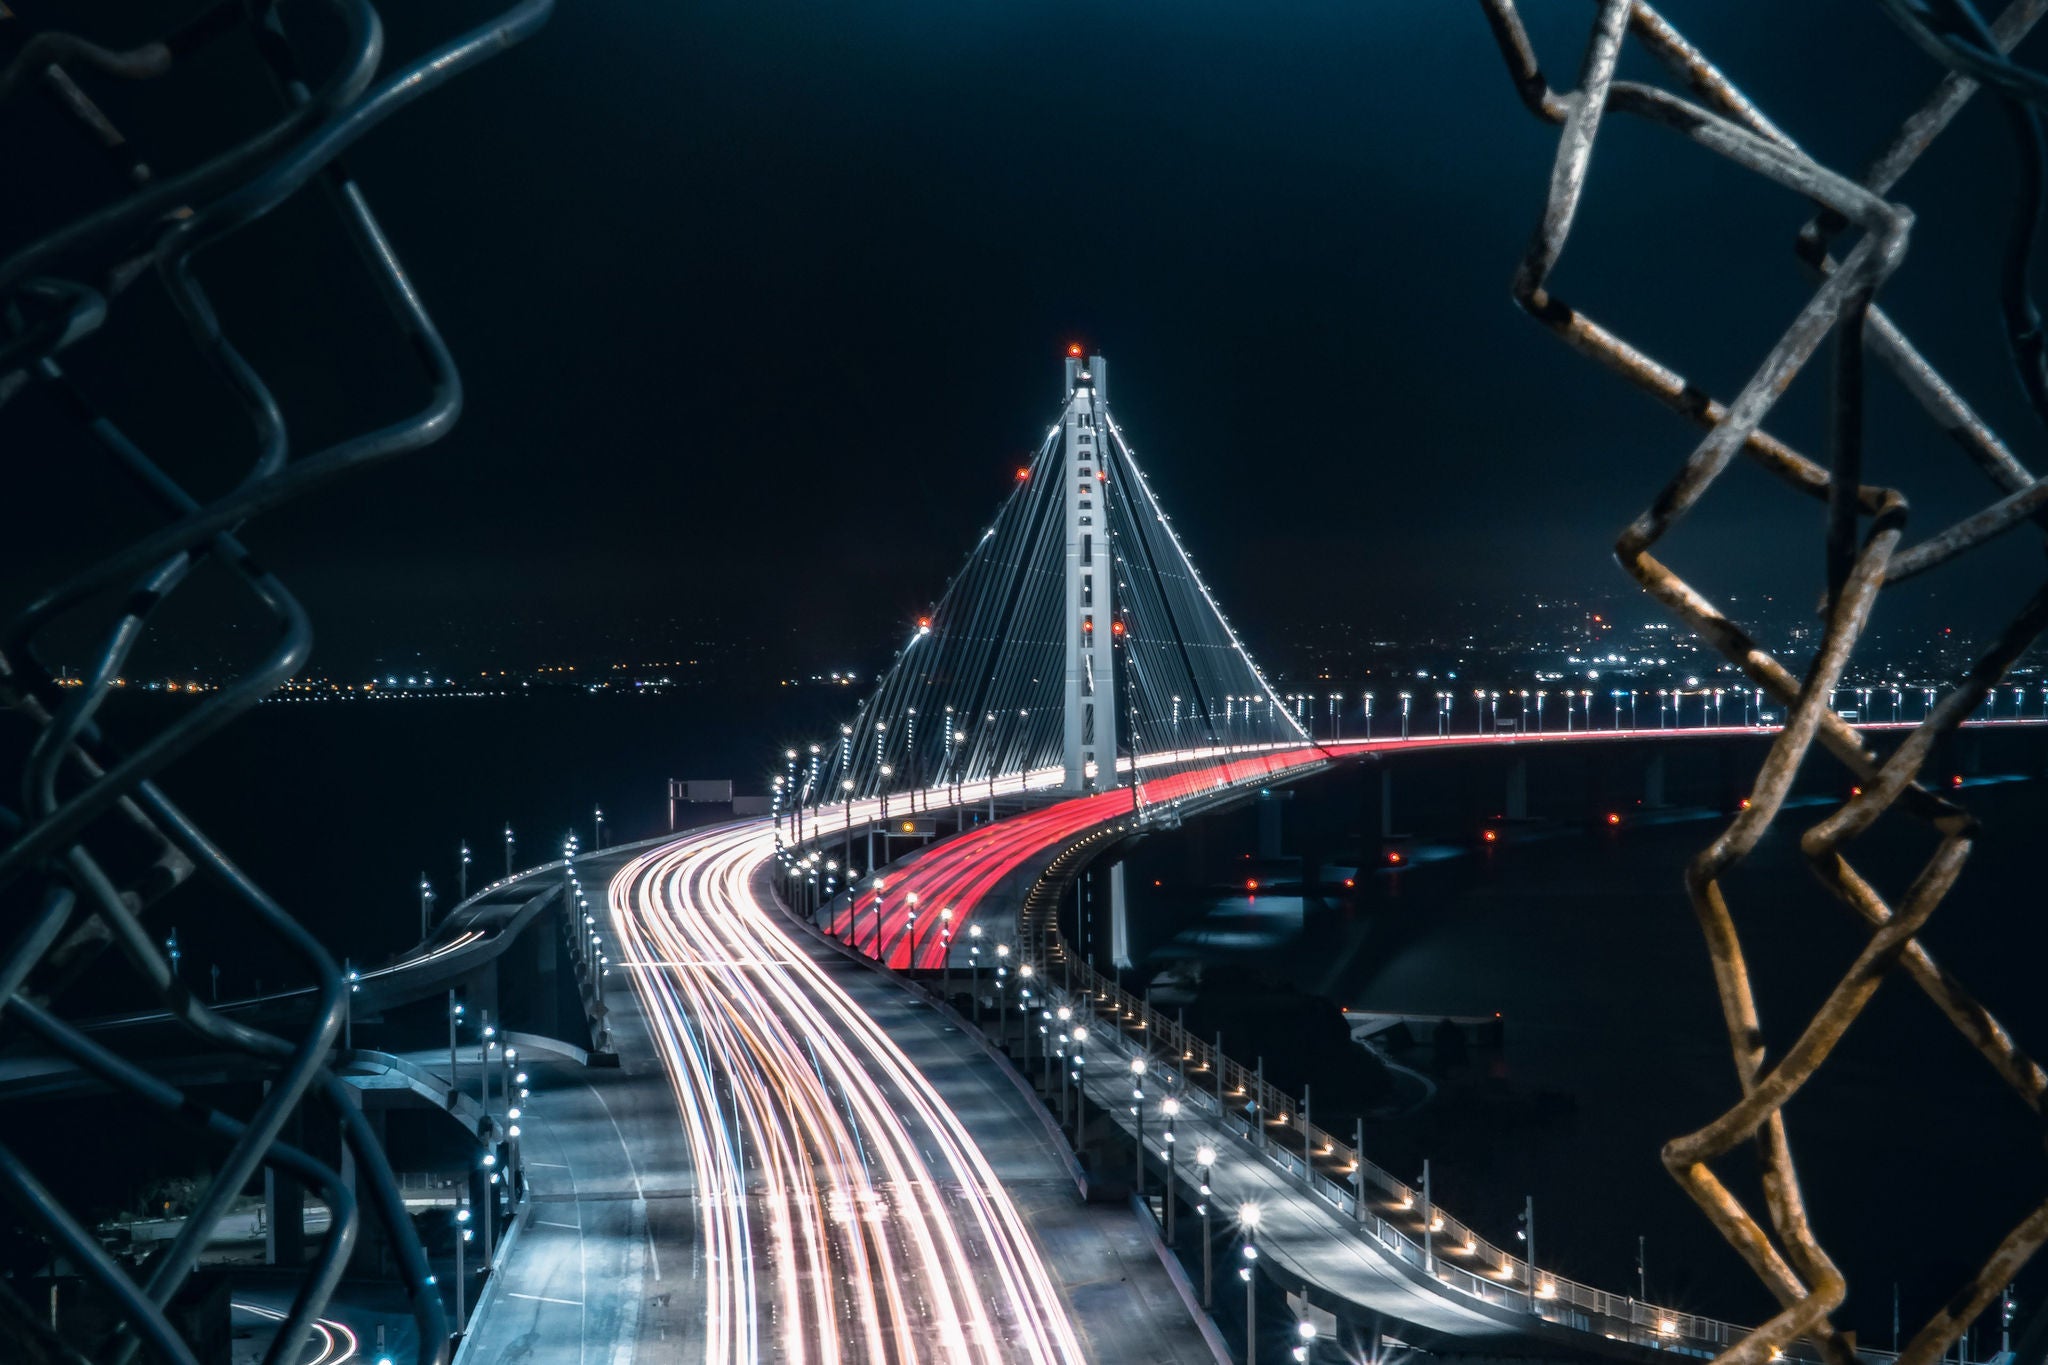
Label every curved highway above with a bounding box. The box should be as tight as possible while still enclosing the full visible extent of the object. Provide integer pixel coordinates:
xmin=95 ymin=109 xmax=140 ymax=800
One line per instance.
xmin=608 ymin=823 xmax=1088 ymax=1364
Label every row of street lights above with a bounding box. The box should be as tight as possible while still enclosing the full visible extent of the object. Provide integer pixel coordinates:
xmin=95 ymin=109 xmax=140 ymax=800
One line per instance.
xmin=415 ymin=806 xmax=608 ymax=940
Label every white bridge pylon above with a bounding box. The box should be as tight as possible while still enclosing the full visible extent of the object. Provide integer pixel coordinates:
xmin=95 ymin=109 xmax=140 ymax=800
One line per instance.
xmin=813 ymin=349 xmax=1307 ymax=805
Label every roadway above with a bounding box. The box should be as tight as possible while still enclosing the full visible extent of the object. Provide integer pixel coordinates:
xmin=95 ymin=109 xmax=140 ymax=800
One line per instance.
xmin=460 ymin=816 xmax=1215 ymax=1364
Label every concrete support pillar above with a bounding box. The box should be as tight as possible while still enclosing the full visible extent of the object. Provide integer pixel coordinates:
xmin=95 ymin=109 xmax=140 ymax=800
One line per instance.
xmin=263 ymin=1089 xmax=305 ymax=1267
xmin=1109 ymin=862 xmax=1131 ymax=971
xmin=1505 ymin=757 xmax=1528 ymax=822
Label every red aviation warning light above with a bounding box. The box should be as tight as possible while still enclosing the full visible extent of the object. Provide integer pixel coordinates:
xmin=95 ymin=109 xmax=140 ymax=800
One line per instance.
xmin=1067 ymin=342 xmax=1085 ymax=357
xmin=1016 ymin=466 xmax=1030 ymax=481
xmin=1111 ymin=619 xmax=1126 ymax=637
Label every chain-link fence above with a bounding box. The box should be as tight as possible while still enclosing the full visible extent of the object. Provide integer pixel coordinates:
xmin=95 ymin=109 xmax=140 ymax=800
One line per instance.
xmin=0 ymin=3 xmax=549 ymax=1361
xmin=1482 ymin=4 xmax=2048 ymax=1363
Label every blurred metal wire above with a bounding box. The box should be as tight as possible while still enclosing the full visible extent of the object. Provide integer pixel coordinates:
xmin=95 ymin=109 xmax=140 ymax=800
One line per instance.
xmin=0 ymin=2 xmax=549 ymax=1362
xmin=1481 ymin=3 xmax=2048 ymax=1363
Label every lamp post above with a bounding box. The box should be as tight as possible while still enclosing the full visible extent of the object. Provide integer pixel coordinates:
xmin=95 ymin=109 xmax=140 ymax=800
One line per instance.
xmin=504 ymin=823 xmax=514 ymax=879
xmin=593 ymin=805 xmax=604 ymax=851
xmin=481 ymin=1151 xmax=498 ymax=1264
xmin=419 ymin=874 xmax=435 ymax=939
xmin=1363 ymin=691 xmax=1374 ymax=739
xmin=1162 ymin=1096 xmax=1181 ymax=1244
xmin=458 ymin=842 xmax=471 ymax=903
xmin=1070 ymin=1022 xmax=1088 ymax=1131
xmin=1519 ymin=1194 xmax=1538 ymax=1312
xmin=1131 ymin=1056 xmax=1148 ymax=1195
xmin=871 ymin=876 xmax=885 ymax=962
xmin=970 ymin=926 xmax=984 ymax=1023
xmin=1294 ymin=1320 xmax=1317 ymax=1364
xmin=1197 ymin=1146 xmax=1216 ymax=1308
xmin=1241 ymin=1203 xmax=1263 ymax=1365
xmin=1399 ymin=691 xmax=1411 ymax=739
xmin=1056 ymin=1006 xmax=1073 ymax=1122
xmin=454 ymin=1204 xmax=471 ymax=1324
xmin=1017 ymin=963 xmax=1034 ymax=1056
xmin=995 ymin=943 xmax=1011 ymax=1040
xmin=448 ymin=992 xmax=463 ymax=1099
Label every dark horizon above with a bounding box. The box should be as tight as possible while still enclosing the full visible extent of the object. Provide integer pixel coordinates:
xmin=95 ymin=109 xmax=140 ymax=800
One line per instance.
xmin=9 ymin=0 xmax=2046 ymax=683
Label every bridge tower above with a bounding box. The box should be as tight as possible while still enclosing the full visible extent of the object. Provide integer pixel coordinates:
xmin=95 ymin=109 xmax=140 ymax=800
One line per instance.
xmin=1061 ymin=347 xmax=1118 ymax=792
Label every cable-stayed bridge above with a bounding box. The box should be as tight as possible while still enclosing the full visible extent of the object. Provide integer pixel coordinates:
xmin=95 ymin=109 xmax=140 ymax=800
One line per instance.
xmin=815 ymin=348 xmax=1306 ymax=808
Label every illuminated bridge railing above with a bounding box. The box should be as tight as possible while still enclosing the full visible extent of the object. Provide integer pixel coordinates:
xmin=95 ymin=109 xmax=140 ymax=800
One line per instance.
xmin=1038 ymin=898 xmax=1897 ymax=1364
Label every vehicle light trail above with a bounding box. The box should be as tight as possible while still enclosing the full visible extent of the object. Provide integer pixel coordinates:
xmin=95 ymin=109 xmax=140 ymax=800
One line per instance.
xmin=609 ymin=821 xmax=1088 ymax=1364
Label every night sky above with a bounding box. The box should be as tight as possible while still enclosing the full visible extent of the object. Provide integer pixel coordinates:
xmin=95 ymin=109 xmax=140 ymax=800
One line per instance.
xmin=8 ymin=0 xmax=2046 ymax=675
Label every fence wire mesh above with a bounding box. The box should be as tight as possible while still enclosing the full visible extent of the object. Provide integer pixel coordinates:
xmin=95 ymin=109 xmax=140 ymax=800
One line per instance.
xmin=0 ymin=2 xmax=549 ymax=1362
xmin=1481 ymin=3 xmax=2048 ymax=1363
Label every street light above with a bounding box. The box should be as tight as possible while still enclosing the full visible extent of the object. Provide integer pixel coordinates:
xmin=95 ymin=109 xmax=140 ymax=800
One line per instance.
xmin=1241 ymin=1204 xmax=1263 ymax=1365
xmin=1197 ymin=1145 xmax=1217 ymax=1308
xmin=969 ymin=925 xmax=984 ymax=1023
xmin=504 ymin=823 xmax=515 ymax=879
xmin=1162 ymin=1095 xmax=1182 ymax=1243
xmin=1130 ymin=1056 xmax=1148 ymax=1195
xmin=419 ymin=874 xmax=435 ymax=939
xmin=459 ymin=841 xmax=471 ymax=902
xmin=1294 ymin=1319 xmax=1317 ymax=1363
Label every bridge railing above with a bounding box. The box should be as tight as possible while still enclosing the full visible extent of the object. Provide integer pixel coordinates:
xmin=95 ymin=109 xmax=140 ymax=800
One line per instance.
xmin=1046 ymin=937 xmax=1887 ymax=1364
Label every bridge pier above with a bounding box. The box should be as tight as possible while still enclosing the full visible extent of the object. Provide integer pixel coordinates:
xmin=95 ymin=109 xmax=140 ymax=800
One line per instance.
xmin=1108 ymin=863 xmax=1131 ymax=971
xmin=263 ymin=1090 xmax=306 ymax=1267
xmin=1258 ymin=795 xmax=1284 ymax=859
xmin=1504 ymin=757 xmax=1528 ymax=822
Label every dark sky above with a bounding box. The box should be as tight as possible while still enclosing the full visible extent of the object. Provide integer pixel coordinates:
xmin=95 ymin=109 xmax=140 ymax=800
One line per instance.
xmin=9 ymin=0 xmax=2046 ymax=676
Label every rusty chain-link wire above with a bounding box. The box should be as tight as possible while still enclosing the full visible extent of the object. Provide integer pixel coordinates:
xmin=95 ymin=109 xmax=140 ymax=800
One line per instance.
xmin=1481 ymin=3 xmax=2048 ymax=1364
xmin=0 ymin=2 xmax=549 ymax=1362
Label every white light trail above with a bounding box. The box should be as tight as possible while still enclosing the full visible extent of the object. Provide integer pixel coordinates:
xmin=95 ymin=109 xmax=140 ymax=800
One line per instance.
xmin=610 ymin=823 xmax=1086 ymax=1364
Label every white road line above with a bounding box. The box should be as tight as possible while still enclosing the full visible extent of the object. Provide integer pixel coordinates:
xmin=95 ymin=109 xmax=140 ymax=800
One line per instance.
xmin=508 ymin=1292 xmax=585 ymax=1306
xmin=583 ymin=1079 xmax=661 ymax=1281
xmin=535 ymin=1220 xmax=581 ymax=1230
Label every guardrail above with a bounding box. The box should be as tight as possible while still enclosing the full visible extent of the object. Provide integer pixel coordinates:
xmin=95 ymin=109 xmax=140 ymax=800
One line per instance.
xmin=1012 ymin=793 xmax=1903 ymax=1365
xmin=1047 ymin=952 xmax=1866 ymax=1359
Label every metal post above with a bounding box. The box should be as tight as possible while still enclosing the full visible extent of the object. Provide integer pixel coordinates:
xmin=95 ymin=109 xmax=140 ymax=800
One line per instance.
xmin=1255 ymin=1057 xmax=1266 ymax=1149
xmin=1215 ymin=1031 xmax=1225 ymax=1116
xmin=1422 ymin=1159 xmax=1434 ymax=1274
xmin=1301 ymin=1084 xmax=1313 ymax=1189
xmin=1133 ymin=1064 xmax=1145 ymax=1196
xmin=1354 ymin=1118 xmax=1367 ymax=1222
xmin=1246 ymin=1244 xmax=1258 ymax=1365
xmin=479 ymin=1011 xmax=492 ymax=1114
xmin=455 ymin=1202 xmax=467 ymax=1326
xmin=1199 ymin=1158 xmax=1213 ymax=1308
xmin=448 ymin=991 xmax=460 ymax=1098
xmin=1164 ymin=1099 xmax=1178 ymax=1244
xmin=1522 ymin=1193 xmax=1537 ymax=1310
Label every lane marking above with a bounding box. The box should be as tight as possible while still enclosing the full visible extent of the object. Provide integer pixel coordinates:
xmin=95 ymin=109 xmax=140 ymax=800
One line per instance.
xmin=508 ymin=1292 xmax=585 ymax=1306
xmin=583 ymin=1080 xmax=661 ymax=1281
xmin=534 ymin=1220 xmax=581 ymax=1230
